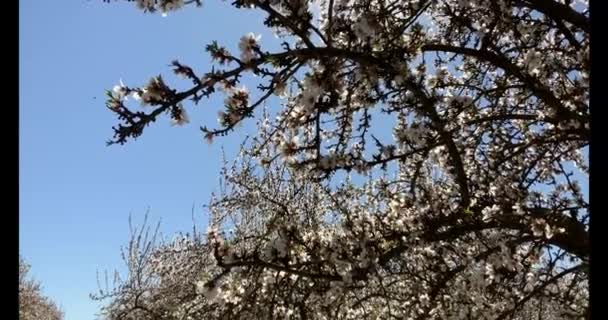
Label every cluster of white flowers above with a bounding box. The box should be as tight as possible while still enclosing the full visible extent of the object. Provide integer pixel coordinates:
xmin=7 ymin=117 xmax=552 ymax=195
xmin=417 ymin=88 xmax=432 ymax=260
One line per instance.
xmin=131 ymin=76 xmax=169 ymax=106
xmin=135 ymin=0 xmax=185 ymax=15
xmin=288 ymin=75 xmax=324 ymax=123
xmin=111 ymin=79 xmax=127 ymax=101
xmin=531 ymin=218 xmax=554 ymax=239
xmin=238 ymin=33 xmax=261 ymax=63
xmin=277 ymin=134 xmax=301 ymax=164
xmin=481 ymin=204 xmax=501 ymax=222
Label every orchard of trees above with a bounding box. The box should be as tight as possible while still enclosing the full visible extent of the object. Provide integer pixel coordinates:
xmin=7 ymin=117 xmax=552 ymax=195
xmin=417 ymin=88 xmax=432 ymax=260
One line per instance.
xmin=94 ymin=0 xmax=589 ymax=319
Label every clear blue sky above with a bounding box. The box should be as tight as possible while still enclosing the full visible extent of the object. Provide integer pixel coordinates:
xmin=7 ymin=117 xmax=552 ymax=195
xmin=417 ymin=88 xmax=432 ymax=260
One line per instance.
xmin=20 ymin=1 xmax=275 ymax=319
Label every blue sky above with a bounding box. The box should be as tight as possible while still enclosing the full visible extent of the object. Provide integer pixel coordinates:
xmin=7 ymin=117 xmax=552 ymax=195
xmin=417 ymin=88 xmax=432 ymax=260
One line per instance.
xmin=19 ymin=1 xmax=275 ymax=319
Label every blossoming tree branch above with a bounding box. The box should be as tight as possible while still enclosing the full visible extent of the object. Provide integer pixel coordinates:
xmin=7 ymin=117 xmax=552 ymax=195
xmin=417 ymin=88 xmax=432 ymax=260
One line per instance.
xmin=97 ymin=0 xmax=589 ymax=319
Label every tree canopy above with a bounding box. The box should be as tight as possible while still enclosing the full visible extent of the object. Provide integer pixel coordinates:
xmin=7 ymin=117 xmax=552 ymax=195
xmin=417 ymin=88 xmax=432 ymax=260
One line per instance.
xmin=98 ymin=0 xmax=589 ymax=319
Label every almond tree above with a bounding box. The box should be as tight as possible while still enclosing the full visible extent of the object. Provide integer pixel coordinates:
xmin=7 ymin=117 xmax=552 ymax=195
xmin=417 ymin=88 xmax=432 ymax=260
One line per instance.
xmin=19 ymin=256 xmax=64 ymax=320
xmin=94 ymin=140 xmax=587 ymax=319
xmin=99 ymin=120 xmax=588 ymax=319
xmin=99 ymin=0 xmax=589 ymax=319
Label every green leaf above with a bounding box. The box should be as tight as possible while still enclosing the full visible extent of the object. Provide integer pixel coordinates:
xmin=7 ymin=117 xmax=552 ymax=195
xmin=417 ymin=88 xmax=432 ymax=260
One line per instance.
xmin=463 ymin=206 xmax=472 ymax=215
